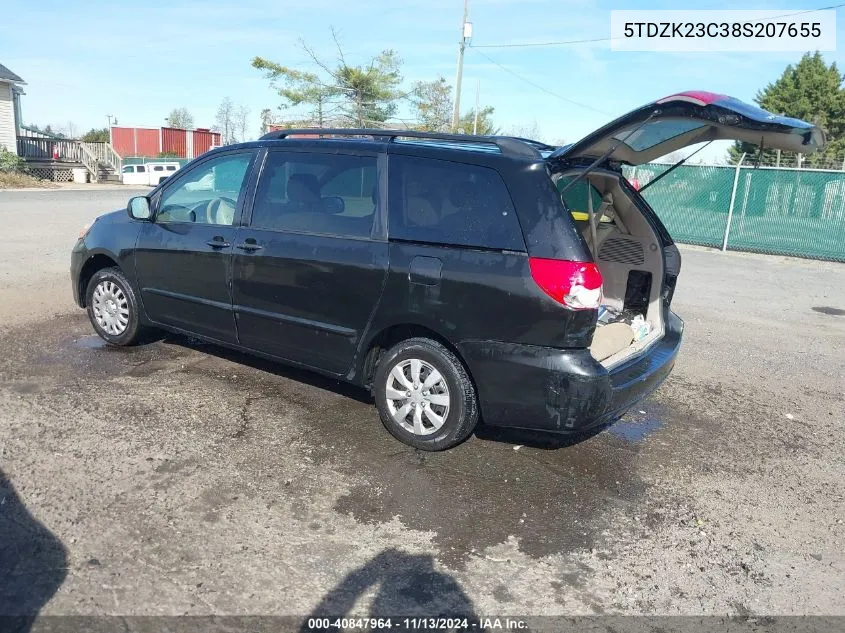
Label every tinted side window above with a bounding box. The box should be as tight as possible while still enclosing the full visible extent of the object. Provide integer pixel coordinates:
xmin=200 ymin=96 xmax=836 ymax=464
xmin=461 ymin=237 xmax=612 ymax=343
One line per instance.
xmin=251 ymin=151 xmax=378 ymax=238
xmin=137 ymin=166 xmax=146 ymax=173
xmin=388 ymin=155 xmax=524 ymax=251
xmin=157 ymin=152 xmax=253 ymax=225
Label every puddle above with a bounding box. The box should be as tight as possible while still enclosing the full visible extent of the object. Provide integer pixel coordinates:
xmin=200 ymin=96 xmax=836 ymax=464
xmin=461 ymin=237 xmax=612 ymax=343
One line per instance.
xmin=8 ymin=381 xmax=40 ymax=395
xmin=606 ymin=403 xmax=666 ymax=442
xmin=607 ymin=416 xmax=663 ymax=442
xmin=73 ymin=335 xmax=110 ymax=350
xmin=812 ymin=306 xmax=845 ymax=316
xmin=1 ymin=313 xmax=657 ymax=567
xmin=9 ymin=317 xmax=192 ymax=380
xmin=332 ymin=424 xmax=648 ymax=566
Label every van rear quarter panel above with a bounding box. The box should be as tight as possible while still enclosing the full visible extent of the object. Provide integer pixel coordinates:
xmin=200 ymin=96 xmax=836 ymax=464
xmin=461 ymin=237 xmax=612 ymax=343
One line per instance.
xmin=364 ymin=242 xmax=597 ymax=356
xmin=501 ymin=162 xmax=593 ymax=262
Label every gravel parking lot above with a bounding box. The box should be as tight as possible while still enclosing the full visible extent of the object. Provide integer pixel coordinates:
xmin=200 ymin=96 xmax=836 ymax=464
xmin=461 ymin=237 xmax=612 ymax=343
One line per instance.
xmin=1 ymin=189 xmax=843 ymax=619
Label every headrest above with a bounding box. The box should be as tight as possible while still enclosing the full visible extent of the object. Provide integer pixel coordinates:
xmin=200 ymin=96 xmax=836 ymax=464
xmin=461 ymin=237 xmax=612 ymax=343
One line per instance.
xmin=288 ymin=173 xmax=320 ymax=202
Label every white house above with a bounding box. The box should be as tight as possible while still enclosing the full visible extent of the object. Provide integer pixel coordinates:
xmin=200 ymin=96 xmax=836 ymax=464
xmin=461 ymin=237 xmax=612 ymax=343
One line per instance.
xmin=0 ymin=62 xmax=25 ymax=155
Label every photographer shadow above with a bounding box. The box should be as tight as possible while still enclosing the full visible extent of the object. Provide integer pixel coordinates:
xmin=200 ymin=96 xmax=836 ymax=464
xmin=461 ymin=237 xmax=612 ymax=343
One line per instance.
xmin=300 ymin=548 xmax=477 ymax=632
xmin=0 ymin=468 xmax=68 ymax=632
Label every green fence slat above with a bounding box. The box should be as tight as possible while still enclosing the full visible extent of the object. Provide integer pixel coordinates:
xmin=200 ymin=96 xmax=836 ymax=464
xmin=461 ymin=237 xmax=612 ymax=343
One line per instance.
xmin=624 ymin=163 xmax=845 ymax=262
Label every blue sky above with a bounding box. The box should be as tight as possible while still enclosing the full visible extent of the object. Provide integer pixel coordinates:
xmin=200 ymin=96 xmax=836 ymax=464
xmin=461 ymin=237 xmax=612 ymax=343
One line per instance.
xmin=2 ymin=0 xmax=843 ymax=161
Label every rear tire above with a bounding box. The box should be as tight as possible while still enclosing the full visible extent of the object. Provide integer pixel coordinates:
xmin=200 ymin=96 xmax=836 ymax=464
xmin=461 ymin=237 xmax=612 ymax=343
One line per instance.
xmin=373 ymin=337 xmax=478 ymax=451
xmin=85 ymin=267 xmax=142 ymax=346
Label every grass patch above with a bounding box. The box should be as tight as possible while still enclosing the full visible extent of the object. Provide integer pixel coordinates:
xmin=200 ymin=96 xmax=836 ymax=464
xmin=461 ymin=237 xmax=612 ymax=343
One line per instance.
xmin=0 ymin=172 xmax=58 ymax=189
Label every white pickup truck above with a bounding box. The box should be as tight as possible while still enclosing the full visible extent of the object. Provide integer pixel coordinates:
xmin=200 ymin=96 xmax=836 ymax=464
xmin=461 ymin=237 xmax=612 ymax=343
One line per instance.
xmin=121 ymin=162 xmax=181 ymax=186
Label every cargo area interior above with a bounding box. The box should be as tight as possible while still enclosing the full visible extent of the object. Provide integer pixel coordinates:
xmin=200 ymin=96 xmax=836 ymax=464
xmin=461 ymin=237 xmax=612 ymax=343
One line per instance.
xmin=554 ymin=169 xmax=666 ymax=368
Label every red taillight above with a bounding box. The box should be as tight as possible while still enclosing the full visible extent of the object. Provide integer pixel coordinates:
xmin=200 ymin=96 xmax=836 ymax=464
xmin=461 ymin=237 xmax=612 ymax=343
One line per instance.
xmin=529 ymin=257 xmax=603 ymax=310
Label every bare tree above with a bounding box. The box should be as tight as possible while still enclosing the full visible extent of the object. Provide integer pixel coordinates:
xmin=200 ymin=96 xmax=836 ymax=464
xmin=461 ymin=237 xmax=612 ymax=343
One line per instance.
xmin=62 ymin=121 xmax=78 ymax=139
xmin=505 ymin=120 xmax=543 ymax=142
xmin=166 ymin=107 xmax=195 ymax=129
xmin=214 ymin=97 xmax=236 ymax=145
xmin=661 ymin=151 xmax=687 ymax=163
xmin=235 ymin=105 xmax=251 ymax=143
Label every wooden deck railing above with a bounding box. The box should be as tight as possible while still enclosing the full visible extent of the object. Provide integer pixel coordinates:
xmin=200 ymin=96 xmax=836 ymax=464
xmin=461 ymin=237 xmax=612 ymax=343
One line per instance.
xmin=81 ymin=142 xmax=122 ymax=173
xmin=16 ymin=137 xmax=123 ymax=181
xmin=78 ymin=143 xmax=100 ymax=182
xmin=16 ymin=137 xmax=83 ymax=162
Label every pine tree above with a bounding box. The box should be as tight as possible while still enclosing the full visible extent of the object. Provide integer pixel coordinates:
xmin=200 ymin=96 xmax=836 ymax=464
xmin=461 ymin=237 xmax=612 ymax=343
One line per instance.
xmin=730 ymin=52 xmax=845 ymax=166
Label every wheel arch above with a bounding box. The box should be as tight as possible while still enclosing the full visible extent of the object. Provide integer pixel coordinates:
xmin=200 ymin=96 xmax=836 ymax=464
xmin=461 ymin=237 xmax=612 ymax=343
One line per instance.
xmin=77 ymin=251 xmax=121 ymax=308
xmin=355 ymin=322 xmax=474 ymax=393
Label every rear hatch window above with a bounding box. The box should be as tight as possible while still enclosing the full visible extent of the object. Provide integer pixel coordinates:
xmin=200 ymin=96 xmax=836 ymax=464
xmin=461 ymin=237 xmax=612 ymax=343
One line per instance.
xmin=550 ymin=91 xmax=825 ymax=166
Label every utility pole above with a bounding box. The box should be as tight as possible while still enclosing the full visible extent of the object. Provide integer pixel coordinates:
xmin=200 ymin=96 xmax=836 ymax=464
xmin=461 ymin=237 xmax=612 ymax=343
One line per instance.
xmin=451 ymin=0 xmax=471 ymax=132
xmin=106 ymin=114 xmax=115 ymax=145
xmin=473 ymin=79 xmax=480 ymax=135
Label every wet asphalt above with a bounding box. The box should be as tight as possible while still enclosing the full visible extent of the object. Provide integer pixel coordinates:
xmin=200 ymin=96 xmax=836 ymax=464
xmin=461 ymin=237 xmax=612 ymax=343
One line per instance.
xmin=0 ymin=189 xmax=843 ymax=618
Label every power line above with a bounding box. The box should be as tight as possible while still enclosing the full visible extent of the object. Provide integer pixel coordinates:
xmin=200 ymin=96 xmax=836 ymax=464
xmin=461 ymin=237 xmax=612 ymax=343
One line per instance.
xmin=471 ymin=3 xmax=845 ymax=49
xmin=469 ymin=47 xmax=615 ymax=115
xmin=472 ymin=36 xmax=613 ymax=49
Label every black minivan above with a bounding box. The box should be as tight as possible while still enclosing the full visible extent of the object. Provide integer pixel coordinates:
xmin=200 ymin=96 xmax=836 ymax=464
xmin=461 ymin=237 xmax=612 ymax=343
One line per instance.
xmin=71 ymin=91 xmax=823 ymax=450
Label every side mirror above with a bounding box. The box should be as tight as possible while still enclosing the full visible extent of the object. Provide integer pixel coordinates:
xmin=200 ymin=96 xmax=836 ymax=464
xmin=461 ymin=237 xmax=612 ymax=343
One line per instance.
xmin=128 ymin=196 xmax=152 ymax=221
xmin=322 ymin=195 xmax=345 ymax=215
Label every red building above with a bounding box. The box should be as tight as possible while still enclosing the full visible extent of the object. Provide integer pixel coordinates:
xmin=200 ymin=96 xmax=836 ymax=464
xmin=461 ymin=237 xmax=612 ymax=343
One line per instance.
xmin=110 ymin=126 xmax=221 ymax=159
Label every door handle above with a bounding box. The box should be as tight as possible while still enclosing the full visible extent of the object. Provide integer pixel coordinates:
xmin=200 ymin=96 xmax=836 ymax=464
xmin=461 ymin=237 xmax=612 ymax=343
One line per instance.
xmin=206 ymin=238 xmax=230 ymax=249
xmin=236 ymin=242 xmax=263 ymax=252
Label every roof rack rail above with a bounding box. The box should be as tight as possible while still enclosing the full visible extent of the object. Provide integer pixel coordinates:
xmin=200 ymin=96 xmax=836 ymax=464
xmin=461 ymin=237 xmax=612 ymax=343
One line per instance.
xmin=259 ymin=128 xmax=542 ymax=158
xmin=493 ymin=136 xmax=557 ymax=152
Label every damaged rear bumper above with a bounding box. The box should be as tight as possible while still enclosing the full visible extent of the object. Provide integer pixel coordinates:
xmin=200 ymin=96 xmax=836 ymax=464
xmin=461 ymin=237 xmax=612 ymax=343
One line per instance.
xmin=458 ymin=310 xmax=683 ymax=433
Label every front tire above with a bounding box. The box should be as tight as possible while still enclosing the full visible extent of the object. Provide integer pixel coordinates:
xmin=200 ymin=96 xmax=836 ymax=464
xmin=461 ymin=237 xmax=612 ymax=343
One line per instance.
xmin=373 ymin=337 xmax=478 ymax=451
xmin=85 ymin=267 xmax=142 ymax=346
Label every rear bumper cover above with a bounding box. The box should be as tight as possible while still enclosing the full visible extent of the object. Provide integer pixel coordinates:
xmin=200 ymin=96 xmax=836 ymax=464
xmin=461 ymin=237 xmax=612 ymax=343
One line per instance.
xmin=459 ymin=310 xmax=683 ymax=433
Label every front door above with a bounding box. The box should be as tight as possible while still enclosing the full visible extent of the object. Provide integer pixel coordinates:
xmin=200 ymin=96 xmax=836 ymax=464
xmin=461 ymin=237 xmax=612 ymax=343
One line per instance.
xmin=231 ymin=149 xmax=388 ymax=375
xmin=134 ymin=150 xmax=257 ymax=343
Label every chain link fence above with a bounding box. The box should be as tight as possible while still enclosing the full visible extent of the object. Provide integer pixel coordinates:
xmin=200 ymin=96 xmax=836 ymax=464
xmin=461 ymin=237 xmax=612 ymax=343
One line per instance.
xmin=624 ymin=162 xmax=845 ymax=262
